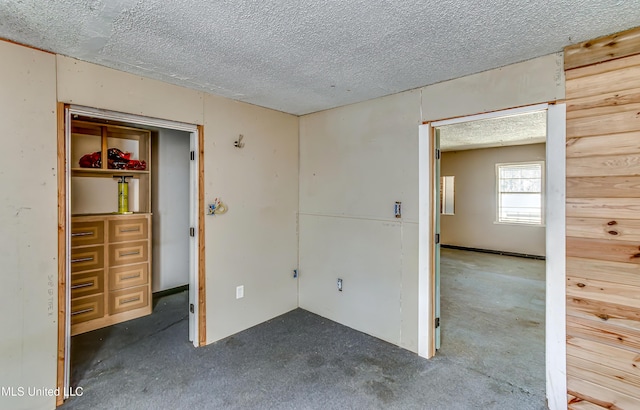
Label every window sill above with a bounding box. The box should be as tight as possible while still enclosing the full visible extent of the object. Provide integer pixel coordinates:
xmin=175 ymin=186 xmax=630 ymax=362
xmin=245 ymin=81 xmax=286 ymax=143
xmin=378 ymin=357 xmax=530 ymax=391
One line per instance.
xmin=494 ymin=221 xmax=545 ymax=227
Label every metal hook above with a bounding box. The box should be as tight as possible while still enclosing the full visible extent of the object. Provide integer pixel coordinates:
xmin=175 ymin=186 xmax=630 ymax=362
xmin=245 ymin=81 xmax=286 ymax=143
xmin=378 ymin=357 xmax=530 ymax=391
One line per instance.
xmin=234 ymin=134 xmax=245 ymax=148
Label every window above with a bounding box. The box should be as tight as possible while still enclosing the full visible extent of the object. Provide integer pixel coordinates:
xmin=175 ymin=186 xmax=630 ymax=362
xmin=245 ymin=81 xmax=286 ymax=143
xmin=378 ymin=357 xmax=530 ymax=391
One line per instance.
xmin=440 ymin=176 xmax=455 ymax=215
xmin=496 ymin=162 xmax=544 ymax=225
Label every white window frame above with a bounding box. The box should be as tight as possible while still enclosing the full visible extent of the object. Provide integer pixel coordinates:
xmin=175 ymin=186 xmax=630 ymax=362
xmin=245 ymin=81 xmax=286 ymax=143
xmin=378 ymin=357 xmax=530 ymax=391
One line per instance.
xmin=495 ymin=161 xmax=545 ymax=226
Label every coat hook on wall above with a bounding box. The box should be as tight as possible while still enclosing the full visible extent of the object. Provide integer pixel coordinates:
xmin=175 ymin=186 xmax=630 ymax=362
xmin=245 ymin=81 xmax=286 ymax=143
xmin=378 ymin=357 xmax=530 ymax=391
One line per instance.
xmin=234 ymin=134 xmax=245 ymax=148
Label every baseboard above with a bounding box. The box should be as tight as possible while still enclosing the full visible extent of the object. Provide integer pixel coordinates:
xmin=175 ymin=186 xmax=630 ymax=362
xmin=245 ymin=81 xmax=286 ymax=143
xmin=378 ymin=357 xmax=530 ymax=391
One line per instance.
xmin=153 ymin=284 xmax=189 ymax=299
xmin=441 ymin=244 xmax=545 ymax=260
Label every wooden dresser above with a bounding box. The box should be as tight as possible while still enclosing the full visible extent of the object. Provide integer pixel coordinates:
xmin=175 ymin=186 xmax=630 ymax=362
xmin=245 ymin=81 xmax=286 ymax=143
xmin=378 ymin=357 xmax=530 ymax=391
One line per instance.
xmin=70 ymin=214 xmax=152 ymax=335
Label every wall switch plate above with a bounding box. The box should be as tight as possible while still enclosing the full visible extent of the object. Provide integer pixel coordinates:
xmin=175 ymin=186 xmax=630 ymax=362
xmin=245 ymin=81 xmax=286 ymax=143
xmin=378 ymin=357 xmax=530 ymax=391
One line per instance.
xmin=337 ymin=278 xmax=343 ymax=292
xmin=236 ymin=285 xmax=244 ymax=299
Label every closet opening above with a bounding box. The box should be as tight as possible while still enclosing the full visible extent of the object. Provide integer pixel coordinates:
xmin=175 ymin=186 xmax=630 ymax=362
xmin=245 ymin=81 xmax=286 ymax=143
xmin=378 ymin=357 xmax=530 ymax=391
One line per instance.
xmin=57 ymin=105 xmax=205 ymax=404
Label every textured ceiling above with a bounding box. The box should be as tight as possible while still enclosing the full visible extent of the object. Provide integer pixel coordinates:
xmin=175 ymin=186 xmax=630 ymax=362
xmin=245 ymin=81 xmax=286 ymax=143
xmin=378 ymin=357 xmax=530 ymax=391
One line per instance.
xmin=1 ymin=1 xmax=639 ymax=115
xmin=438 ymin=111 xmax=546 ymax=151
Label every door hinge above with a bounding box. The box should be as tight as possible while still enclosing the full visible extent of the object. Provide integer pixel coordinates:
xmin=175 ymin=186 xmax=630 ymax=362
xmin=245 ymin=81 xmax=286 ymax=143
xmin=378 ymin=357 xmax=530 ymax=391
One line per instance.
xmin=190 ymin=303 xmax=195 ymax=313
xmin=435 ymin=317 xmax=440 ymax=328
xmin=190 ymin=150 xmax=195 ymax=161
xmin=190 ymin=227 xmax=195 ymax=237
xmin=435 ymin=149 xmax=441 ymax=160
xmin=435 ymin=233 xmax=440 ymax=244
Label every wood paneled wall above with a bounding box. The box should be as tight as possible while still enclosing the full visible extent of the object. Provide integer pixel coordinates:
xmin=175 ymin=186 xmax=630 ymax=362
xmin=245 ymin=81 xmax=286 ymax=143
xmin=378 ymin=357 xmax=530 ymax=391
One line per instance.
xmin=565 ymin=26 xmax=640 ymax=409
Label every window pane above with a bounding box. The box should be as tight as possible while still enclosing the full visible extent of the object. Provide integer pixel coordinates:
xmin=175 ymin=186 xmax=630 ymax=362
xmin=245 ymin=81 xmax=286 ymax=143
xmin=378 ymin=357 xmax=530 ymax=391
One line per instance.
xmin=521 ymin=167 xmax=541 ymax=178
xmin=499 ymin=164 xmax=541 ymax=179
xmin=500 ymin=178 xmax=541 ymax=192
xmin=497 ymin=162 xmax=543 ymax=225
xmin=501 ymin=193 xmax=541 ymax=208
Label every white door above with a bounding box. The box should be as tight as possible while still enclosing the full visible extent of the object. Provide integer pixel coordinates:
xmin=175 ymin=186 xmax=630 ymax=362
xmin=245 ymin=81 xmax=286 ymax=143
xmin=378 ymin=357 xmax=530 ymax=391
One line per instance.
xmin=434 ymin=128 xmax=441 ymax=350
xmin=188 ymin=130 xmax=199 ymax=346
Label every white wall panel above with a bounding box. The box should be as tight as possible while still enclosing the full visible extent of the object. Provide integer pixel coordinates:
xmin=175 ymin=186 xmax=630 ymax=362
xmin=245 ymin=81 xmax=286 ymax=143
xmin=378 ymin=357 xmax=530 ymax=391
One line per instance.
xmin=0 ymin=41 xmax=58 ymax=410
xmin=400 ymin=222 xmax=419 ymax=352
xmin=299 ymin=89 xmax=421 ymax=352
xmin=299 ymin=215 xmax=403 ymax=345
xmin=300 ymin=90 xmax=421 ymax=221
xmin=421 ymin=53 xmax=565 ymax=122
xmin=203 ymin=94 xmax=299 ymax=343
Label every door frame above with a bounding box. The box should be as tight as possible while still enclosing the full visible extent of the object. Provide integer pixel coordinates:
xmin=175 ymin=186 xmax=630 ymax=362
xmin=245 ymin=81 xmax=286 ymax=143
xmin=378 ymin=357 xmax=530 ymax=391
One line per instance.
xmin=418 ymin=103 xmax=566 ymax=408
xmin=56 ymin=104 xmax=207 ymax=405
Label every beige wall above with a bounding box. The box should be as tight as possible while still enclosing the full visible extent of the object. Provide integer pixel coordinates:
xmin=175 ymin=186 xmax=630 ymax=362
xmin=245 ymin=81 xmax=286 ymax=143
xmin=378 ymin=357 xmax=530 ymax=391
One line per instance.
xmin=299 ymin=53 xmax=563 ymax=354
xmin=0 ymin=42 xmax=58 ymax=410
xmin=203 ymin=93 xmax=299 ymax=342
xmin=441 ymin=144 xmax=546 ymax=256
xmin=299 ymin=90 xmax=422 ymax=350
xmin=1 ymin=42 xmax=298 ymax=410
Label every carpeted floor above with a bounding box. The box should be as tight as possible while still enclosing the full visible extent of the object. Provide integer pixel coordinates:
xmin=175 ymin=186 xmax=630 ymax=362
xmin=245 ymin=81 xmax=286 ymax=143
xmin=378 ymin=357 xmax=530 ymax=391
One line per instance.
xmin=62 ymin=249 xmax=546 ymax=410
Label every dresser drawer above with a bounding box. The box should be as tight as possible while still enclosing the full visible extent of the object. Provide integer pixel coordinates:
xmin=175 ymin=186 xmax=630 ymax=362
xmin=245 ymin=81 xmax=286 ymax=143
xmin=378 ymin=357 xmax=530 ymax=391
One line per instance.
xmin=70 ymin=295 xmax=104 ymax=325
xmin=71 ymin=270 xmax=104 ymax=298
xmin=109 ymin=218 xmax=148 ymax=243
xmin=71 ymin=220 xmax=104 ymax=247
xmin=109 ymin=285 xmax=149 ymax=315
xmin=109 ymin=241 xmax=148 ymax=266
xmin=109 ymin=263 xmax=149 ymax=290
xmin=70 ymin=246 xmax=104 ymax=273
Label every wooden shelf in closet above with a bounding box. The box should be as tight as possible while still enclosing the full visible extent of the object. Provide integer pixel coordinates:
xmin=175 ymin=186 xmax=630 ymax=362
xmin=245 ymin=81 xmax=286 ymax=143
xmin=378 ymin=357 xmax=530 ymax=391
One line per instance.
xmin=71 ymin=168 xmax=150 ymax=177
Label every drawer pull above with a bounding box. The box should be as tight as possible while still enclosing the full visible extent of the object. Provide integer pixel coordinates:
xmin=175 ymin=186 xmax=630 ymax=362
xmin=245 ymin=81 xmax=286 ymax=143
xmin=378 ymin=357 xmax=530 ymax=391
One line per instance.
xmin=119 ymin=251 xmax=140 ymax=257
xmin=120 ymin=296 xmax=141 ymax=305
xmin=71 ymin=257 xmax=94 ymax=263
xmin=72 ymin=231 xmax=94 ymax=237
xmin=71 ymin=307 xmax=94 ymax=316
xmin=71 ymin=282 xmax=94 ymax=290
xmin=119 ymin=227 xmax=140 ymax=233
xmin=121 ymin=273 xmax=141 ymax=280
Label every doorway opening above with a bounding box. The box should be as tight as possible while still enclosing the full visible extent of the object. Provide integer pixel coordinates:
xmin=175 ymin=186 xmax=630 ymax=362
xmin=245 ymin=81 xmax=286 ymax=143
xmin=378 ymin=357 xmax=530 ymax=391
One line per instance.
xmin=57 ymin=105 xmax=206 ymax=404
xmin=438 ymin=110 xmax=547 ymax=398
xmin=418 ymin=103 xmax=567 ymax=406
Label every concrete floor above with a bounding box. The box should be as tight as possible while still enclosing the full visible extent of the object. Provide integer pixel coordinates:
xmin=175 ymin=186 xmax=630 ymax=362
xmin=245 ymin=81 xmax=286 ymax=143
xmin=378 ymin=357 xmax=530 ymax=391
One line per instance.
xmin=62 ymin=249 xmax=545 ymax=409
xmin=439 ymin=248 xmax=546 ymax=402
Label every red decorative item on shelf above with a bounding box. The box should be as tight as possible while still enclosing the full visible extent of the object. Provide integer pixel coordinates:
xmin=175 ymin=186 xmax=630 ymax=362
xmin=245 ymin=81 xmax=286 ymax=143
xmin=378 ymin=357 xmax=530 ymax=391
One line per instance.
xmin=79 ymin=148 xmax=146 ymax=171
xmin=78 ymin=151 xmax=102 ymax=168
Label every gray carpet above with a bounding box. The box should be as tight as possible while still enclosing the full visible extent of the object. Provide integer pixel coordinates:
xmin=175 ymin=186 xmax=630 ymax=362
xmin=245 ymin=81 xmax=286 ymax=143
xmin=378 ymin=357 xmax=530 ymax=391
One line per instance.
xmin=63 ymin=250 xmax=546 ymax=410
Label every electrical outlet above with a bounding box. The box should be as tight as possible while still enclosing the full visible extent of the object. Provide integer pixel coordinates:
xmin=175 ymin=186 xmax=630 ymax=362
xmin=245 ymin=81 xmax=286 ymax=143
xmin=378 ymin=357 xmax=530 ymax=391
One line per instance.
xmin=236 ymin=285 xmax=244 ymax=299
xmin=337 ymin=278 xmax=343 ymax=292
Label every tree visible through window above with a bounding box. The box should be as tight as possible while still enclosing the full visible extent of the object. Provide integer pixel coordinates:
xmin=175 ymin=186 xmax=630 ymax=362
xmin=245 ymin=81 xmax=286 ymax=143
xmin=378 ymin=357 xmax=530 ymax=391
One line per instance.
xmin=497 ymin=162 xmax=544 ymax=225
